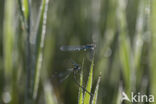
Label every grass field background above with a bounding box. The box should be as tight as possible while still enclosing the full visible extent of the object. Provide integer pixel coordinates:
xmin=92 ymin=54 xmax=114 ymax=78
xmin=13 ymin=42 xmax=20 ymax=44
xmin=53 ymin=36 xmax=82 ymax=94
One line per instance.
xmin=0 ymin=0 xmax=156 ymax=104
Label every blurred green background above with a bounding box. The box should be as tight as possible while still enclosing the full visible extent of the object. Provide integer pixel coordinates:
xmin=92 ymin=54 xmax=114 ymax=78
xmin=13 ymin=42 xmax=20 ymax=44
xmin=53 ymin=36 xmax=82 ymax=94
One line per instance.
xmin=0 ymin=0 xmax=156 ymax=104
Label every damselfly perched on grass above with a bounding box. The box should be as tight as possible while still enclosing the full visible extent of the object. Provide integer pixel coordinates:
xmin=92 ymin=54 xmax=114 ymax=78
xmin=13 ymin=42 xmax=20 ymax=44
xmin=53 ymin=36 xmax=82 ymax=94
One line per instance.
xmin=52 ymin=60 xmax=93 ymax=96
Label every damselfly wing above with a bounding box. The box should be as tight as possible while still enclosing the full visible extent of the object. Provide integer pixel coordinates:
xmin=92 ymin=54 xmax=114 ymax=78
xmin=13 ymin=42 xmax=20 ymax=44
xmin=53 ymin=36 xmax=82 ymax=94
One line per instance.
xmin=52 ymin=60 xmax=93 ymax=96
xmin=52 ymin=60 xmax=81 ymax=83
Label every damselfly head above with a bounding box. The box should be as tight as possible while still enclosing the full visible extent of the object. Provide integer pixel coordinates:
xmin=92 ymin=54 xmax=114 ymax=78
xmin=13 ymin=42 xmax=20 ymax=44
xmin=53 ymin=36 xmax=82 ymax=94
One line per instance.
xmin=72 ymin=62 xmax=81 ymax=71
xmin=73 ymin=65 xmax=81 ymax=71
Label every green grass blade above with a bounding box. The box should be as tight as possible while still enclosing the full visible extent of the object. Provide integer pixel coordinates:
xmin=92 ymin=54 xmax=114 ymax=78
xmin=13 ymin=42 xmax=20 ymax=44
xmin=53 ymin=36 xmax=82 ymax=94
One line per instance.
xmin=24 ymin=0 xmax=32 ymax=103
xmin=117 ymin=0 xmax=131 ymax=96
xmin=84 ymin=60 xmax=94 ymax=104
xmin=33 ymin=0 xmax=49 ymax=99
xmin=78 ymin=59 xmax=84 ymax=104
xmin=116 ymin=86 xmax=122 ymax=104
xmin=91 ymin=73 xmax=101 ymax=104
xmin=3 ymin=0 xmax=15 ymax=103
xmin=150 ymin=0 xmax=156 ymax=101
xmin=119 ymin=36 xmax=131 ymax=92
xmin=78 ymin=70 xmax=84 ymax=104
xmin=133 ymin=0 xmax=146 ymax=91
xmin=43 ymin=80 xmax=58 ymax=104
xmin=22 ymin=0 xmax=29 ymax=20
xmin=17 ymin=0 xmax=27 ymax=30
xmin=3 ymin=0 xmax=15 ymax=80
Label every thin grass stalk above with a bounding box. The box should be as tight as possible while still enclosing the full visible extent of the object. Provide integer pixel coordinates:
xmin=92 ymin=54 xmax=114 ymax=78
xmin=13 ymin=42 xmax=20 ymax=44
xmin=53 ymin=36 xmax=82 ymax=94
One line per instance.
xmin=33 ymin=0 xmax=49 ymax=100
xmin=3 ymin=0 xmax=15 ymax=103
xmin=17 ymin=0 xmax=28 ymax=31
xmin=91 ymin=73 xmax=101 ymax=104
xmin=84 ymin=60 xmax=94 ymax=104
xmin=117 ymin=0 xmax=131 ymax=96
xmin=78 ymin=59 xmax=84 ymax=104
xmin=24 ymin=0 xmax=33 ymax=103
xmin=150 ymin=0 xmax=156 ymax=101
xmin=132 ymin=0 xmax=145 ymax=92
xmin=43 ymin=80 xmax=58 ymax=104
xmin=116 ymin=85 xmax=122 ymax=104
xmin=17 ymin=0 xmax=33 ymax=103
xmin=3 ymin=0 xmax=15 ymax=83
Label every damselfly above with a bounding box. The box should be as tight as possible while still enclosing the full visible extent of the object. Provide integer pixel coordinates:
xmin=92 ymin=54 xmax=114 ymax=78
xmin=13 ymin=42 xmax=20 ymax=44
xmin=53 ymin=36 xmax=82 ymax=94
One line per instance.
xmin=53 ymin=60 xmax=93 ymax=96
xmin=60 ymin=44 xmax=96 ymax=51
xmin=71 ymin=61 xmax=93 ymax=96
xmin=60 ymin=44 xmax=96 ymax=60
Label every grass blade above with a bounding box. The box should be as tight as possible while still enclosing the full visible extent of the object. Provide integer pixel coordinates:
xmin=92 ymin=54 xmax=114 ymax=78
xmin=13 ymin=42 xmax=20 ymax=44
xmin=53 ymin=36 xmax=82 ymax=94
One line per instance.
xmin=78 ymin=59 xmax=84 ymax=104
xmin=24 ymin=0 xmax=33 ymax=103
xmin=3 ymin=0 xmax=15 ymax=81
xmin=91 ymin=73 xmax=101 ymax=104
xmin=33 ymin=0 xmax=49 ymax=99
xmin=23 ymin=0 xmax=29 ymax=20
xmin=116 ymin=85 xmax=122 ymax=104
xmin=43 ymin=80 xmax=58 ymax=104
xmin=84 ymin=59 xmax=94 ymax=104
xmin=150 ymin=0 xmax=156 ymax=100
xmin=117 ymin=0 xmax=131 ymax=95
xmin=3 ymin=0 xmax=15 ymax=103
